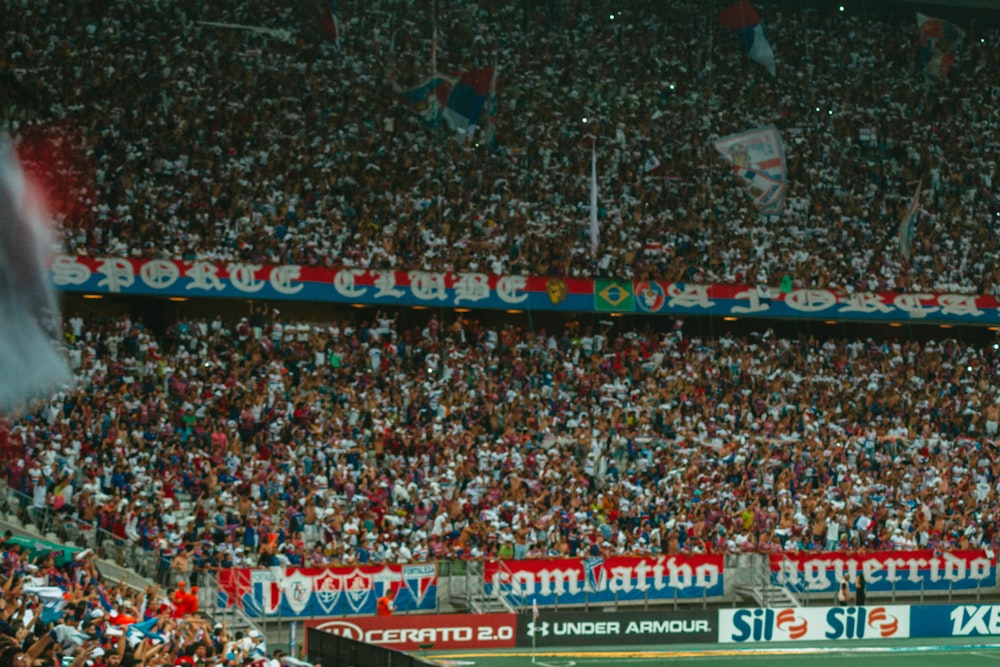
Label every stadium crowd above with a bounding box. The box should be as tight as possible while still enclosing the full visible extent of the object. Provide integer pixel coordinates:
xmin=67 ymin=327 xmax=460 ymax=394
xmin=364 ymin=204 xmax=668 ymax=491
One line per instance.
xmin=3 ymin=311 xmax=999 ymax=573
xmin=0 ymin=532 xmax=304 ymax=667
xmin=3 ymin=0 xmax=1000 ymax=664
xmin=2 ymin=0 xmax=1000 ymax=295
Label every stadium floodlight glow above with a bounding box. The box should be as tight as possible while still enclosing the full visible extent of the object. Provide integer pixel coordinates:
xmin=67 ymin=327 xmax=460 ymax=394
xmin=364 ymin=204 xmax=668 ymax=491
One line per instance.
xmin=454 ymin=307 xmax=471 ymax=313
xmin=839 ymin=5 xmax=845 ymax=11
xmin=168 ymin=297 xmax=188 ymax=302
xmin=506 ymin=309 xmax=523 ymax=314
xmin=82 ymin=294 xmax=103 ymax=300
xmin=723 ymin=316 xmax=737 ymax=322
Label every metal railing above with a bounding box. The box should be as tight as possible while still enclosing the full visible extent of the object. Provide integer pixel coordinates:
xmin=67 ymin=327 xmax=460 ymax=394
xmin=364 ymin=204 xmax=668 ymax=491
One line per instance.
xmin=1 ymin=481 xmax=166 ymax=583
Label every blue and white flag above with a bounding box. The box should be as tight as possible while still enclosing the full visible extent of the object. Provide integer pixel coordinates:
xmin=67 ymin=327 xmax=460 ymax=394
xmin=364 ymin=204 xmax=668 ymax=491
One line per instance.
xmin=583 ymin=556 xmax=606 ymax=591
xmin=393 ymin=75 xmax=456 ymax=124
xmin=713 ymin=125 xmax=787 ymax=214
xmin=442 ymin=68 xmax=493 ymax=134
xmin=917 ymin=13 xmax=964 ymax=80
xmin=898 ymin=181 xmax=922 ymax=261
xmin=719 ymin=1 xmax=776 ymax=77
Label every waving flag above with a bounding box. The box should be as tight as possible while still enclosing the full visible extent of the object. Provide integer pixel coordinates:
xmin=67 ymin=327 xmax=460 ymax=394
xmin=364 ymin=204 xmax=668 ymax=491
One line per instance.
xmin=898 ymin=181 xmax=922 ymax=261
xmin=394 ymin=75 xmax=456 ymax=124
xmin=713 ymin=125 xmax=787 ymax=214
xmin=0 ymin=136 xmax=70 ymax=412
xmin=442 ymin=67 xmax=494 ymax=134
xmin=321 ymin=0 xmax=340 ymax=48
xmin=719 ymin=1 xmax=776 ymax=77
xmin=917 ymin=13 xmax=964 ymax=79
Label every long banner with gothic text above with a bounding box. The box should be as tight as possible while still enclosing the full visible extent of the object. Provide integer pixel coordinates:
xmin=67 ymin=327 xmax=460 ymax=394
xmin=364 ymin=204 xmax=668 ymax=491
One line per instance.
xmin=770 ymin=550 xmax=996 ymax=593
xmin=483 ymin=555 xmax=725 ymax=606
xmin=50 ymin=255 xmax=1000 ymax=324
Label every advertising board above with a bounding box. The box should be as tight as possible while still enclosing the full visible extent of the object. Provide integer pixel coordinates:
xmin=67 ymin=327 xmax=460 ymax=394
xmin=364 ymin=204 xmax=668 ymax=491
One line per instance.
xmin=517 ymin=609 xmax=716 ymax=647
xmin=719 ymin=606 xmax=911 ymax=643
xmin=306 ymin=613 xmax=517 ymax=652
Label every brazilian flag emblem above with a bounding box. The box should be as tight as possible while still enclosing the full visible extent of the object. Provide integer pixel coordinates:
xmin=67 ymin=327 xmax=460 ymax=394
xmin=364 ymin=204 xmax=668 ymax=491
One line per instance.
xmin=595 ymin=279 xmax=634 ymax=312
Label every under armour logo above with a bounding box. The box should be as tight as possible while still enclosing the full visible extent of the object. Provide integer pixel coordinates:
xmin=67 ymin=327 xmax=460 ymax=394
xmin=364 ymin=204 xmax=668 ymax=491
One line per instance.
xmin=527 ymin=621 xmax=549 ymax=637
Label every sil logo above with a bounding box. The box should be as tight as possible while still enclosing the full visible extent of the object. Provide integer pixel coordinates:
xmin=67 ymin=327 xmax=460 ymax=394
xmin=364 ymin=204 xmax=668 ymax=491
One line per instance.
xmin=775 ymin=609 xmax=808 ymax=639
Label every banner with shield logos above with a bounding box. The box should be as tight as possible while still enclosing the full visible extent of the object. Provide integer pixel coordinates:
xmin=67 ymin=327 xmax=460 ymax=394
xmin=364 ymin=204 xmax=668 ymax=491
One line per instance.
xmin=217 ymin=564 xmax=438 ymax=618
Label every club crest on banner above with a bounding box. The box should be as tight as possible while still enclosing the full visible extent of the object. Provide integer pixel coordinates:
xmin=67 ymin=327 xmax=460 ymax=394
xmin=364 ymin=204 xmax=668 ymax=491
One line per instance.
xmin=402 ymin=564 xmax=437 ymax=607
xmin=344 ymin=569 xmax=374 ymax=613
xmin=282 ymin=569 xmax=313 ymax=615
xmin=249 ymin=570 xmax=281 ymax=615
xmin=372 ymin=567 xmax=402 ymax=600
xmin=314 ymin=570 xmax=344 ymax=615
xmin=635 ymin=281 xmax=666 ymax=312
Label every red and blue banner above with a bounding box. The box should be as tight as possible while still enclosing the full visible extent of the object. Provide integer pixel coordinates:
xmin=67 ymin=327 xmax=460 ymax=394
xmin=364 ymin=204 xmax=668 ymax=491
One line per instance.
xmin=50 ymin=255 xmax=1000 ymax=325
xmin=483 ymin=555 xmax=724 ymax=606
xmin=770 ymin=550 xmax=996 ymax=594
xmin=442 ymin=67 xmax=493 ymax=132
xmin=719 ymin=1 xmax=776 ymax=76
xmin=917 ymin=13 xmax=964 ymax=79
xmin=394 ymin=74 xmax=455 ymax=124
xmin=217 ymin=564 xmax=437 ymax=618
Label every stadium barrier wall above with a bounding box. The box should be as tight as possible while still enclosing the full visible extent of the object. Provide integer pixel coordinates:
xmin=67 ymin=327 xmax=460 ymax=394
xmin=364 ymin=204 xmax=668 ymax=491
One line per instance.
xmin=305 ymin=626 xmax=436 ymax=667
xmin=304 ymin=603 xmax=1000 ymax=653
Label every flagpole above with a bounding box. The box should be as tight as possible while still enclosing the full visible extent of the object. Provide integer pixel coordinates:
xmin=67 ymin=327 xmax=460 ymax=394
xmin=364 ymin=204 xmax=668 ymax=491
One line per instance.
xmin=431 ymin=0 xmax=438 ymax=75
xmin=532 ymin=598 xmax=537 ymax=664
xmin=705 ymin=0 xmax=714 ymax=212
xmin=590 ymin=137 xmax=598 ymax=259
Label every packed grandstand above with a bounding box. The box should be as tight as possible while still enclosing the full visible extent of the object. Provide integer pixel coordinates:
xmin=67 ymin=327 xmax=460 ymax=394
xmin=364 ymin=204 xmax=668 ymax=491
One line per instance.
xmin=3 ymin=0 xmax=1000 ymax=665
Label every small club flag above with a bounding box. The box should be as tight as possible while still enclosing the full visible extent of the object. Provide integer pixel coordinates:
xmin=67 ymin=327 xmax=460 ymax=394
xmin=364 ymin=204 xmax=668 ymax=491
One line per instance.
xmin=532 ymin=598 xmax=539 ymax=620
xmin=898 ymin=181 xmax=922 ymax=261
